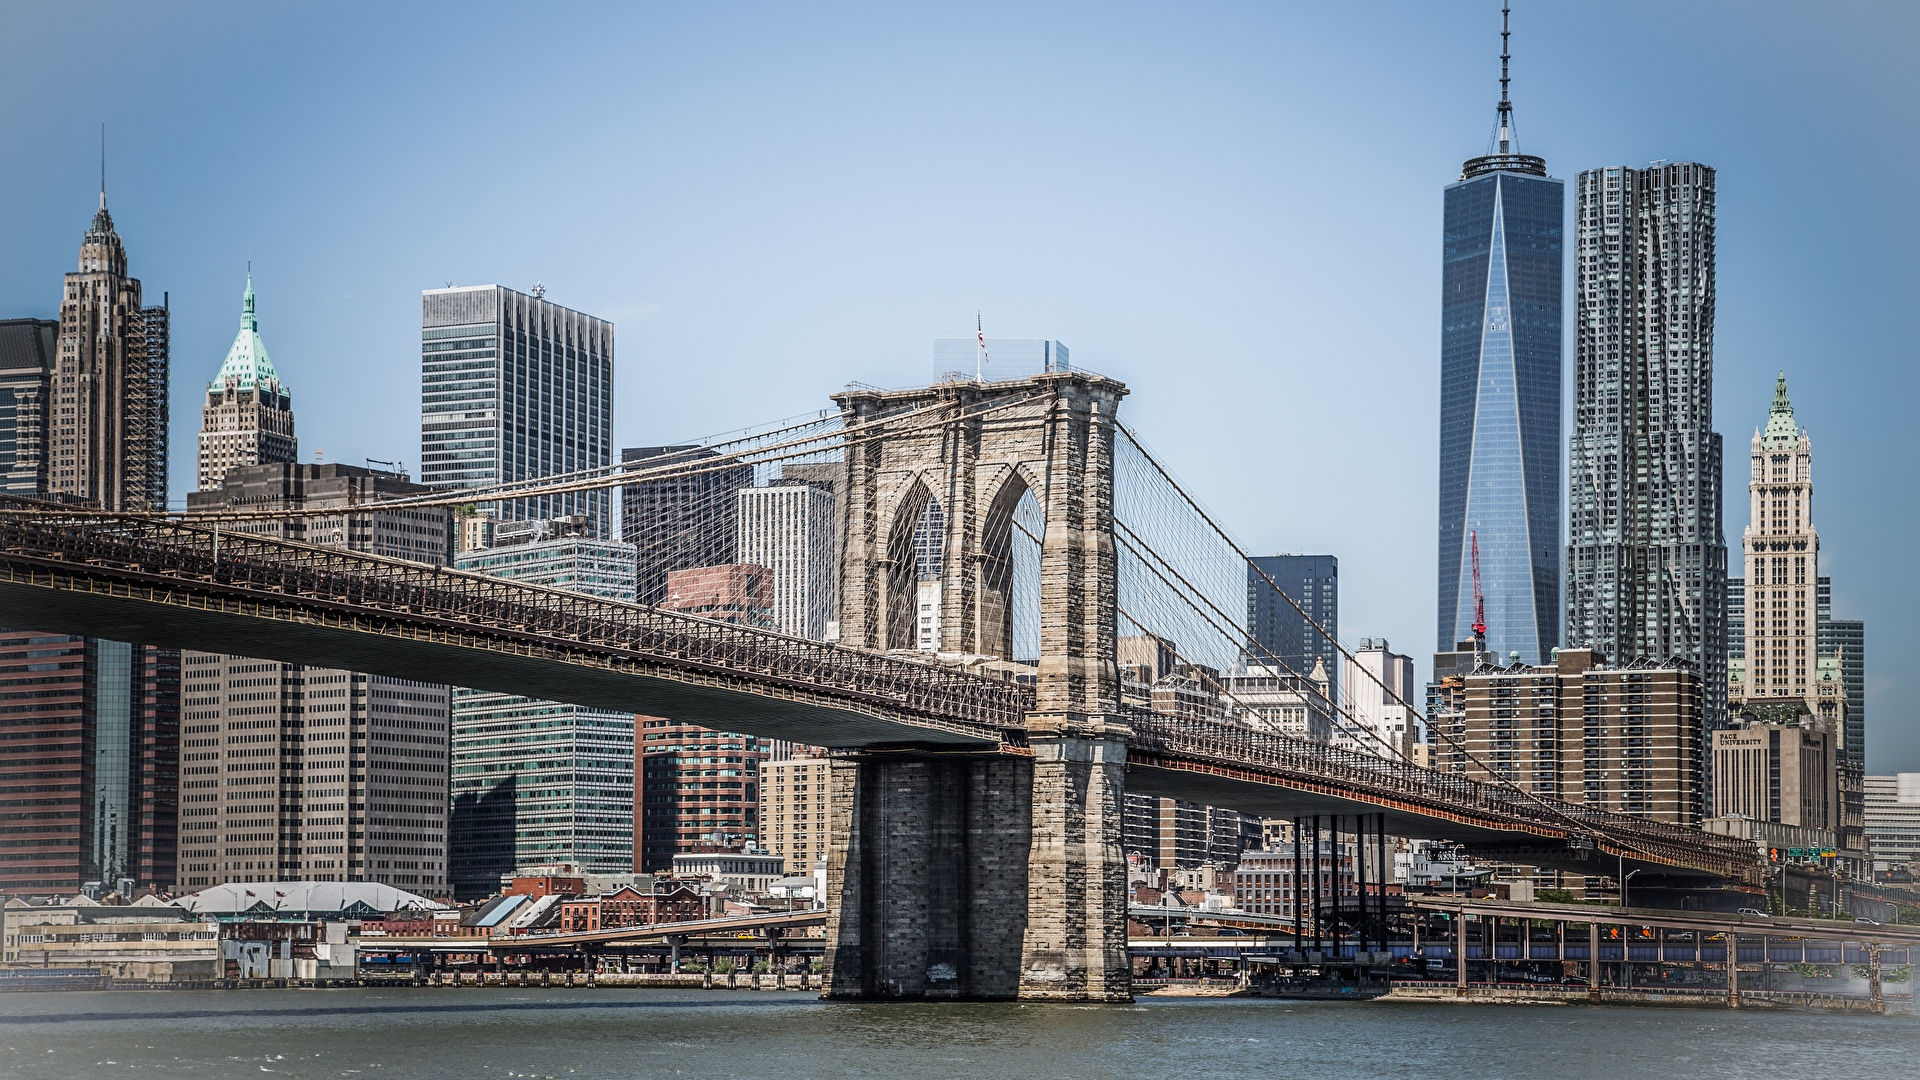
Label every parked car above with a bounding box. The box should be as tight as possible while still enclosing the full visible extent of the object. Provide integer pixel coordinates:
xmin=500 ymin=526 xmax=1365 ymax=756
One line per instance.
xmin=1736 ymin=908 xmax=1770 ymax=918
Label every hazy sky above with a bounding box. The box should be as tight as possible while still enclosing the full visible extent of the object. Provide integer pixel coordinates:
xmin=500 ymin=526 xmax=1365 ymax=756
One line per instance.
xmin=4 ymin=1 xmax=1914 ymax=770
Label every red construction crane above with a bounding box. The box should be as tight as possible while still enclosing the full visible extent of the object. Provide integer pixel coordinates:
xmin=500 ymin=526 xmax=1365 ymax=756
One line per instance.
xmin=1469 ymin=529 xmax=1487 ymax=652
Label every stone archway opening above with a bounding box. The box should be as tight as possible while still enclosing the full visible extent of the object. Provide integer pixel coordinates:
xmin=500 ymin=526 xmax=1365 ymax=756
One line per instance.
xmin=977 ymin=474 xmax=1045 ymax=664
xmin=882 ymin=484 xmax=945 ymax=653
xmin=881 ymin=481 xmax=939 ymax=652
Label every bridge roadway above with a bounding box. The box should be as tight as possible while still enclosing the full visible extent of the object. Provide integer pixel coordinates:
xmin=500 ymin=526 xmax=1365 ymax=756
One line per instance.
xmin=0 ymin=505 xmax=1760 ymax=882
xmin=0 ymin=506 xmax=1021 ymax=749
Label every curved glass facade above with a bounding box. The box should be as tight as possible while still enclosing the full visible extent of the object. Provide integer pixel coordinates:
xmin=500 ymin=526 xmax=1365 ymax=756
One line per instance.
xmin=1437 ymin=168 xmax=1563 ymax=664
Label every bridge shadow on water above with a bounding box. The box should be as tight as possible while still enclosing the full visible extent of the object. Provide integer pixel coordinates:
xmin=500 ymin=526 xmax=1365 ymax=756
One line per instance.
xmin=0 ymin=993 xmax=823 ymax=1026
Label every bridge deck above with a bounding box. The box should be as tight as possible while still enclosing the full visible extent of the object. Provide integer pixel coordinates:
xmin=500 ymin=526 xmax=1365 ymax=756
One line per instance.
xmin=1127 ymin=708 xmax=1762 ymax=883
xmin=0 ymin=503 xmax=1764 ymax=884
xmin=0 ymin=508 xmax=1019 ymax=748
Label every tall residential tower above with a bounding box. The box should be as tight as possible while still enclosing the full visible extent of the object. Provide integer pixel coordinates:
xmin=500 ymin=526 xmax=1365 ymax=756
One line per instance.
xmin=1247 ymin=555 xmax=1338 ymax=705
xmin=1564 ymin=162 xmax=1726 ymax=735
xmin=176 ymin=465 xmax=454 ymax=896
xmin=1437 ymin=4 xmax=1563 ymax=667
xmin=736 ymin=481 xmax=837 ymax=640
xmin=620 ymin=446 xmax=754 ymax=606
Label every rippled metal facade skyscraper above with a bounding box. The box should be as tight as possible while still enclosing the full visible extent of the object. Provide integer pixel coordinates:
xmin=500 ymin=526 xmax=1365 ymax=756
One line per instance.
xmin=1564 ymin=161 xmax=1725 ymax=741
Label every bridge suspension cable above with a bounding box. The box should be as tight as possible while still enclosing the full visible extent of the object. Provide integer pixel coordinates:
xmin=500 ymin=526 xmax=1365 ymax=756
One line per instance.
xmin=1109 ymin=423 xmax=1649 ymax=852
xmin=4 ymin=390 xmax=1054 ymax=524
xmin=1111 ymin=521 xmax=1414 ymax=764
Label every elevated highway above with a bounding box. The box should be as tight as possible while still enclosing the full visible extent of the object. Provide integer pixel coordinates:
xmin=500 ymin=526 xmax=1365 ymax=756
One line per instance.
xmin=1405 ymin=897 xmax=1920 ymax=949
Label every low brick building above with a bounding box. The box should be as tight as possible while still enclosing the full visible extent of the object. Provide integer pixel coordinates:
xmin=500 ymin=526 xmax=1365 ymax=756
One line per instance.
xmin=557 ymin=884 xmax=706 ymax=932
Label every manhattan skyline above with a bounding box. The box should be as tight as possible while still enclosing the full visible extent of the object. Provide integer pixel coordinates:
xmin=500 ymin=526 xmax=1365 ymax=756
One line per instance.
xmin=1 ymin=1 xmax=1914 ymax=771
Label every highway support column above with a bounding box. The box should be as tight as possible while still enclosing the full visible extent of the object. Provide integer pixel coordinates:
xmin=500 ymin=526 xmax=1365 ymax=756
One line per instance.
xmin=1455 ymin=915 xmax=1467 ymax=995
xmin=1726 ymin=933 xmax=1739 ymax=1008
xmin=1587 ymin=922 xmax=1599 ymax=1003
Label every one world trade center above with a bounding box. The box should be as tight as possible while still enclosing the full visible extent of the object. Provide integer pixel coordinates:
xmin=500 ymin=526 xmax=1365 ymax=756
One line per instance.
xmin=1436 ymin=3 xmax=1562 ymax=664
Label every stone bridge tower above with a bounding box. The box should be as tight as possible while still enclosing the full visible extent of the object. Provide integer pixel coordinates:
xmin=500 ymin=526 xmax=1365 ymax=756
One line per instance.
xmin=822 ymin=371 xmax=1131 ymax=1001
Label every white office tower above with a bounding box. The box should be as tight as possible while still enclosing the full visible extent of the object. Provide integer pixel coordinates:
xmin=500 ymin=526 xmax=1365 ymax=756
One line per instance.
xmin=1340 ymin=639 xmax=1418 ymax=757
xmin=737 ymin=481 xmax=837 ymax=640
xmin=419 ymin=285 xmax=613 ymax=532
xmin=915 ymin=580 xmax=943 ymax=652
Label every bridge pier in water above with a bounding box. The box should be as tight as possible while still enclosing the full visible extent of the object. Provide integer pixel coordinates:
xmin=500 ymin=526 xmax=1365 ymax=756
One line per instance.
xmin=821 ymin=732 xmax=1130 ymax=1002
xmin=1019 ymin=729 xmax=1130 ymax=1001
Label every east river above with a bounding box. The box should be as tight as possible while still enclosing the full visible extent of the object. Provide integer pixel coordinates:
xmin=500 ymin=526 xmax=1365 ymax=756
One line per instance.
xmin=2 ymin=988 xmax=1916 ymax=1079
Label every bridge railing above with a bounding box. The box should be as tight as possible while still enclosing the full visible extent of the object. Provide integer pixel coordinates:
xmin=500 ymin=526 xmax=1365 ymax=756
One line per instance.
xmin=1124 ymin=706 xmax=1760 ymax=876
xmin=0 ymin=506 xmax=1035 ymax=736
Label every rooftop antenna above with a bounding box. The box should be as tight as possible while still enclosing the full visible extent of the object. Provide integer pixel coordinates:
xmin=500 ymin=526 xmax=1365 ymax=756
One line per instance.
xmin=99 ymin=123 xmax=106 ymax=206
xmin=531 ymin=281 xmax=546 ymax=299
xmin=1496 ymin=2 xmax=1514 ymax=153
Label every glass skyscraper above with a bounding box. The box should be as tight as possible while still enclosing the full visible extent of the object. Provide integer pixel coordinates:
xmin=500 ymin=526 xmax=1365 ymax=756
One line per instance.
xmin=1435 ymin=29 xmax=1562 ymax=667
xmin=450 ymin=518 xmax=638 ymax=899
xmin=1247 ymin=554 xmax=1338 ymax=705
xmin=420 ymin=285 xmax=613 ymax=533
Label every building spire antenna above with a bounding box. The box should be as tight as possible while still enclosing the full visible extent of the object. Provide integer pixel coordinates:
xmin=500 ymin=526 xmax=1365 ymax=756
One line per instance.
xmin=1497 ymin=2 xmax=1514 ymax=153
xmin=99 ymin=123 xmax=107 ymax=209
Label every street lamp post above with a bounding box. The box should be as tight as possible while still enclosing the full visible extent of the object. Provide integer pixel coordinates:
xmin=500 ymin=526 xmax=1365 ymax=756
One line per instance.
xmin=1619 ymin=867 xmax=1643 ymax=989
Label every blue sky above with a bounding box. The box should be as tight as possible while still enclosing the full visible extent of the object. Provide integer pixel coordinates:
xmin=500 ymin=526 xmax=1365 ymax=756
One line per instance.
xmin=3 ymin=1 xmax=1915 ymax=771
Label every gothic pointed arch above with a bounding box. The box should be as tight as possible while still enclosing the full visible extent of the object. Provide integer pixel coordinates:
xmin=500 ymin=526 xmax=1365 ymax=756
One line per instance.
xmin=879 ymin=475 xmax=938 ymax=651
xmin=974 ymin=466 xmax=1043 ymax=661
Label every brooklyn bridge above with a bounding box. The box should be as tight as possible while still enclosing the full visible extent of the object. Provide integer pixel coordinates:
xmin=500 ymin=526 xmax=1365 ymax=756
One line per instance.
xmin=0 ymin=370 xmax=1762 ymax=1002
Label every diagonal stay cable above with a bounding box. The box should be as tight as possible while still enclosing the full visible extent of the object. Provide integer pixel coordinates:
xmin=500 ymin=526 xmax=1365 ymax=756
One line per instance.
xmin=1112 ymin=426 xmax=1649 ymax=854
xmin=1111 ymin=521 xmax=1415 ymax=765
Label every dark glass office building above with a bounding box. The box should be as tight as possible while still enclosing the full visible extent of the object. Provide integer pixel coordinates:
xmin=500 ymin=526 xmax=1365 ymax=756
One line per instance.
xmin=1247 ymin=555 xmax=1338 ymax=704
xmin=620 ymin=445 xmax=755 ymax=606
xmin=1435 ymin=54 xmax=1562 ymax=666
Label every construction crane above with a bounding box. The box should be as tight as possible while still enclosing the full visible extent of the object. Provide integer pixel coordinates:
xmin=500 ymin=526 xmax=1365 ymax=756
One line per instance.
xmin=1469 ymin=529 xmax=1487 ymax=656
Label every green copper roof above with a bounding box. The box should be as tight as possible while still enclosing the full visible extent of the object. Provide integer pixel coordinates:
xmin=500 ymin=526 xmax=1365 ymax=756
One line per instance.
xmin=210 ymin=271 xmax=284 ymax=393
xmin=1761 ymin=371 xmax=1798 ymax=448
xmin=1818 ymin=654 xmax=1842 ymax=682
